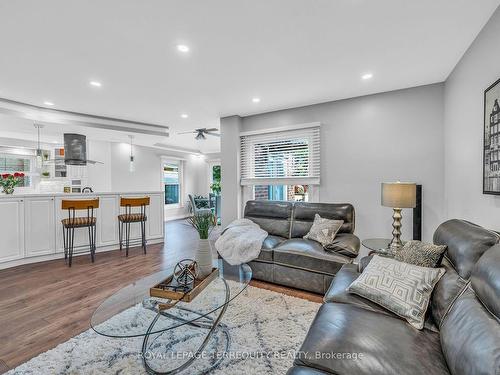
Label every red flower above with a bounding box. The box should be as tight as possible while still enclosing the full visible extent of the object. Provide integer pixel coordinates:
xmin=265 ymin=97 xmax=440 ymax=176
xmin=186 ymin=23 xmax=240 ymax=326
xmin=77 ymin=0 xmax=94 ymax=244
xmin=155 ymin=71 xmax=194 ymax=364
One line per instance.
xmin=1 ymin=174 xmax=10 ymax=179
xmin=13 ymin=172 xmax=20 ymax=178
xmin=19 ymin=173 xmax=25 ymax=177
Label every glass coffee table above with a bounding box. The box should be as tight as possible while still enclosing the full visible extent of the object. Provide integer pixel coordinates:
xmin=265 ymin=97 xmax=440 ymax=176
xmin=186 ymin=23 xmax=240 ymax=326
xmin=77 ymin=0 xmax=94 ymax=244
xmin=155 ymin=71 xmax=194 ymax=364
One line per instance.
xmin=91 ymin=259 xmax=252 ymax=374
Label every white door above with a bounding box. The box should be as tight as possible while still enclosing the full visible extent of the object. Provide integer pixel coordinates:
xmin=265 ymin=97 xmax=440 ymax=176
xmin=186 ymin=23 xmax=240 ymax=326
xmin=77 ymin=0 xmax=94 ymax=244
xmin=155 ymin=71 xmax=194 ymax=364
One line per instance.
xmin=0 ymin=199 xmax=25 ymax=263
xmin=25 ymin=196 xmax=56 ymax=257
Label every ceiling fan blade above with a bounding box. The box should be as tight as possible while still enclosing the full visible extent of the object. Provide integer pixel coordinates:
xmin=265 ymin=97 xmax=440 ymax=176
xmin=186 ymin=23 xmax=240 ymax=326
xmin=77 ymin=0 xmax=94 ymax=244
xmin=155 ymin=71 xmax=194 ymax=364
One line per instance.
xmin=195 ymin=132 xmax=206 ymax=140
xmin=177 ymin=131 xmax=197 ymax=135
xmin=206 ymin=132 xmax=220 ymax=137
xmin=204 ymin=128 xmax=219 ymax=132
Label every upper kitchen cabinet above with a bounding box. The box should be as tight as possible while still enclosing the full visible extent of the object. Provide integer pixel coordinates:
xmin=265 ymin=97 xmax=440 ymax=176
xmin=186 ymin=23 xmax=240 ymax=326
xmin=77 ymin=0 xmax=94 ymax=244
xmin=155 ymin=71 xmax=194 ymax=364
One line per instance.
xmin=0 ymin=198 xmax=25 ymax=263
xmin=24 ymin=196 xmax=56 ymax=257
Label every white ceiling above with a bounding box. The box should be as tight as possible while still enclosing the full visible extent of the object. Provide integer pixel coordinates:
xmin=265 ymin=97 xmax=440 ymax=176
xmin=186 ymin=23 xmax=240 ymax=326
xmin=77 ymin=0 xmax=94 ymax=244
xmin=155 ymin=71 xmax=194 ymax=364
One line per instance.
xmin=0 ymin=0 xmax=499 ymax=153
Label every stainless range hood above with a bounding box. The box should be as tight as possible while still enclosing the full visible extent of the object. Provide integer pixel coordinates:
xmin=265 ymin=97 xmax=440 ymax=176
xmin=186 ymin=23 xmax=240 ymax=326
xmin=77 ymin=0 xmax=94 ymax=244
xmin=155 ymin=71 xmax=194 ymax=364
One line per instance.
xmin=64 ymin=133 xmax=101 ymax=165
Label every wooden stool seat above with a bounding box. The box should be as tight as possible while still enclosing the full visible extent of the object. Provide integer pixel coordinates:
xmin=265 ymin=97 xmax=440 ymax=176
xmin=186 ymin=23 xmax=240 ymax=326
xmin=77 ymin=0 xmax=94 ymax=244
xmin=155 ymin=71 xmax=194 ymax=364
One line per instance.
xmin=119 ymin=196 xmax=150 ymax=257
xmin=62 ymin=217 xmax=97 ymax=228
xmin=61 ymin=198 xmax=99 ymax=267
xmin=118 ymin=213 xmax=147 ymax=223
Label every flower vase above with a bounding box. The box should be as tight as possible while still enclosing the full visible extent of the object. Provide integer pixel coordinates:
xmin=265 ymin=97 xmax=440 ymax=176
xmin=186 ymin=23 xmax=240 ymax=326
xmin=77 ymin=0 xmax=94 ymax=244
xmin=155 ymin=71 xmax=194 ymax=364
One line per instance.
xmin=196 ymin=239 xmax=213 ymax=279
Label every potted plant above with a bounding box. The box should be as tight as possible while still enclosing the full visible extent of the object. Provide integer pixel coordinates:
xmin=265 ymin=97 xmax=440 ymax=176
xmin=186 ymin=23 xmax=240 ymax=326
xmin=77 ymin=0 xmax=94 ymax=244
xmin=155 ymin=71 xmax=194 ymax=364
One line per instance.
xmin=41 ymin=171 xmax=50 ymax=178
xmin=0 ymin=173 xmax=25 ymax=194
xmin=187 ymin=213 xmax=216 ymax=279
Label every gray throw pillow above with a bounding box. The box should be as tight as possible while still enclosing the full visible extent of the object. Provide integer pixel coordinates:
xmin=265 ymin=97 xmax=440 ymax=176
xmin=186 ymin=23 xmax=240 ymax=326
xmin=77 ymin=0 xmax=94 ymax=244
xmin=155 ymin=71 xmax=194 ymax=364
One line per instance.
xmin=303 ymin=214 xmax=343 ymax=247
xmin=348 ymin=255 xmax=445 ymax=329
xmin=395 ymin=240 xmax=447 ymax=268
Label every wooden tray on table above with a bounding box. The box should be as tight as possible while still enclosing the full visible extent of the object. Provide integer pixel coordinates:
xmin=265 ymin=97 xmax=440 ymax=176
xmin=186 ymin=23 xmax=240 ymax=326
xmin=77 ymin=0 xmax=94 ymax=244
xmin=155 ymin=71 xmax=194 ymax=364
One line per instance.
xmin=149 ymin=267 xmax=219 ymax=303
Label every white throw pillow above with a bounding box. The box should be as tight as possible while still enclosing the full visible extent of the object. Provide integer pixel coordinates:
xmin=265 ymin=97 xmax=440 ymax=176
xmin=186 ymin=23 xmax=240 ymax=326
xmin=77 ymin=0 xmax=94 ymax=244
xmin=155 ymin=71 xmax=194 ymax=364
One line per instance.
xmin=303 ymin=214 xmax=344 ymax=247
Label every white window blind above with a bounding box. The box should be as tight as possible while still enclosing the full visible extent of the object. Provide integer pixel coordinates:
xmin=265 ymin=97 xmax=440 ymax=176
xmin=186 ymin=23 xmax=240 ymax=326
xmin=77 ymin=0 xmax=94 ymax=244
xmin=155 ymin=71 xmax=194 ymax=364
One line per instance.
xmin=240 ymin=126 xmax=320 ymax=186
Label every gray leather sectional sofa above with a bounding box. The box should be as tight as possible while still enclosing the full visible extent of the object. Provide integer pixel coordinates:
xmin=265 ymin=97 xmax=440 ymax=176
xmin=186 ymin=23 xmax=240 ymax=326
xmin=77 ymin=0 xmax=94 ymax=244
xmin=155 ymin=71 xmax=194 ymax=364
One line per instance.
xmin=287 ymin=219 xmax=500 ymax=375
xmin=244 ymin=200 xmax=359 ymax=294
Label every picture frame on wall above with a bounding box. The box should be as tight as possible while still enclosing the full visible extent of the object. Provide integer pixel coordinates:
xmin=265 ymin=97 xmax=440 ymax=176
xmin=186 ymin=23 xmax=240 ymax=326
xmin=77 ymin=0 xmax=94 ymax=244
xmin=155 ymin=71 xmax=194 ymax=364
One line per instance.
xmin=483 ymin=77 xmax=500 ymax=195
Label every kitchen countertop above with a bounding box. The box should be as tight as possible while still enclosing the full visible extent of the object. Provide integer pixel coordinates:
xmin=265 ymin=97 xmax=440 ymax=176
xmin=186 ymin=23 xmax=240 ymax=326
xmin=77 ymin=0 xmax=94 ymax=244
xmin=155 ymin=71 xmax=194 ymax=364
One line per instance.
xmin=0 ymin=191 xmax=163 ymax=199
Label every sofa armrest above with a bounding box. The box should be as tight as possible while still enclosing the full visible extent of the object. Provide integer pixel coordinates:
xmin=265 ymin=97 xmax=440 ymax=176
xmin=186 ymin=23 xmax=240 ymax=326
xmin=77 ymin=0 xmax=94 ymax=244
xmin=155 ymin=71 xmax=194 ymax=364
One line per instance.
xmin=324 ymin=233 xmax=360 ymax=258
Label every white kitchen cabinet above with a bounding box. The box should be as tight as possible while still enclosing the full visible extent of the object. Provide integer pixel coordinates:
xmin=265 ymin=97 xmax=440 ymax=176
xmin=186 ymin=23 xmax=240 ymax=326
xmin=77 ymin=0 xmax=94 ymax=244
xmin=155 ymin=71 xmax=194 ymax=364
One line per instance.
xmin=24 ymin=197 xmax=56 ymax=257
xmin=97 ymin=195 xmax=119 ymax=247
xmin=0 ymin=191 xmax=164 ymax=269
xmin=0 ymin=199 xmax=25 ymax=262
xmin=147 ymin=193 xmax=164 ymax=239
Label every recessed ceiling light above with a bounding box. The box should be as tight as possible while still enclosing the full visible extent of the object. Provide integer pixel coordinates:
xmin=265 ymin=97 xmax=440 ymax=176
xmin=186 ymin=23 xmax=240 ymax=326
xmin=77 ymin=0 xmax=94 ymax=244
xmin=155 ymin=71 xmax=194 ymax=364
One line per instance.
xmin=252 ymin=97 xmax=261 ymax=103
xmin=44 ymin=101 xmax=54 ymax=106
xmin=362 ymin=73 xmax=373 ymax=80
xmin=181 ymin=114 xmax=189 ymax=119
xmin=89 ymin=80 xmax=102 ymax=87
xmin=177 ymin=44 xmax=190 ymax=53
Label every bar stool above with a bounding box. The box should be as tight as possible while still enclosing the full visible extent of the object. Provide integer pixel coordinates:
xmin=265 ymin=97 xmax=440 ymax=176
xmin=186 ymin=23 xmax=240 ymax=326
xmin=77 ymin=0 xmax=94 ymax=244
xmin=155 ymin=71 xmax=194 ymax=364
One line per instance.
xmin=118 ymin=196 xmax=150 ymax=256
xmin=61 ymin=198 xmax=99 ymax=267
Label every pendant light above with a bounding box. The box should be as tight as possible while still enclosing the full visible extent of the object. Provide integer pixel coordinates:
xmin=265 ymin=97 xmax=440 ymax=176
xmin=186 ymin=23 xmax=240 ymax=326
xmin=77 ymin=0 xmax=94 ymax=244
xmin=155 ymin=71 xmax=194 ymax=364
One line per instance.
xmin=129 ymin=135 xmax=135 ymax=172
xmin=34 ymin=123 xmax=44 ymax=170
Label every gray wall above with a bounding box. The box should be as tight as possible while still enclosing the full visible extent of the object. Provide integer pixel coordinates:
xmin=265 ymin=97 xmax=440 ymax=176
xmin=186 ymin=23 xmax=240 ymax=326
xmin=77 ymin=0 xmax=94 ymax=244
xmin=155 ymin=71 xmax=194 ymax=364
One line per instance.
xmin=221 ymin=84 xmax=445 ymax=241
xmin=444 ymin=6 xmax=500 ymax=231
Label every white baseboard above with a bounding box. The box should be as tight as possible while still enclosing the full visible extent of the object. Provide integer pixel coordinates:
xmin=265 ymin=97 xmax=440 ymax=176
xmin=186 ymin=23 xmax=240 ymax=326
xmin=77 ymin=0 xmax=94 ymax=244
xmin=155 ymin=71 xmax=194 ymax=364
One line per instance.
xmin=0 ymin=238 xmax=164 ymax=270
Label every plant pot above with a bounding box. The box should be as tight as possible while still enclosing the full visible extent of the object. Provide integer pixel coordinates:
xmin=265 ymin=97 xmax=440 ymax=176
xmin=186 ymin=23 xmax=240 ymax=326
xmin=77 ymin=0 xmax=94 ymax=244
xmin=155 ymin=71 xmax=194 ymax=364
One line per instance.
xmin=2 ymin=187 xmax=14 ymax=195
xmin=196 ymin=239 xmax=213 ymax=279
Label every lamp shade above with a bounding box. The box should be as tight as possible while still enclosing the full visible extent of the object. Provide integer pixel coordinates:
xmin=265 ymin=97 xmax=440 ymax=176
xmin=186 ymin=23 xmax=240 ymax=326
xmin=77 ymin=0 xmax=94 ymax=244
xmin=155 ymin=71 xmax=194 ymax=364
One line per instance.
xmin=381 ymin=182 xmax=416 ymax=208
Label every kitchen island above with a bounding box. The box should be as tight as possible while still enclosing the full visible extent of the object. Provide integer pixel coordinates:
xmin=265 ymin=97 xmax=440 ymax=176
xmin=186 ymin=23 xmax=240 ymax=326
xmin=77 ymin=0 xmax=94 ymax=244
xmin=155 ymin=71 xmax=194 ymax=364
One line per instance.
xmin=0 ymin=191 xmax=164 ymax=269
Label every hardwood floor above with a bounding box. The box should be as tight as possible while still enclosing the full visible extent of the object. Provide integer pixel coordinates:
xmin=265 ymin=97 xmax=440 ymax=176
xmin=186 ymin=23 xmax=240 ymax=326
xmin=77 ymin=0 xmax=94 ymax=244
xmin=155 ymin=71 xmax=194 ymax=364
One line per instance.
xmin=0 ymin=219 xmax=322 ymax=373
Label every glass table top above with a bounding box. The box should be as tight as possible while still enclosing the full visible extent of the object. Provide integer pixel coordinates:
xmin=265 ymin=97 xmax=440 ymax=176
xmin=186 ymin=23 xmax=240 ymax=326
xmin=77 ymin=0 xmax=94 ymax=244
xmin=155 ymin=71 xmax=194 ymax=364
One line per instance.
xmin=91 ymin=259 xmax=252 ymax=338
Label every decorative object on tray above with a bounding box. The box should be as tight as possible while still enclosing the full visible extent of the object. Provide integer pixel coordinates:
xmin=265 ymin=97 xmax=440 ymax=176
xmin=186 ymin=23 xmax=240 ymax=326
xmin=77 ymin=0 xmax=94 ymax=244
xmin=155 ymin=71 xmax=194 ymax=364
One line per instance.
xmin=483 ymin=77 xmax=500 ymax=194
xmin=188 ymin=213 xmax=217 ymax=278
xmin=394 ymin=240 xmax=447 ymax=268
xmin=381 ymin=182 xmax=417 ymax=253
xmin=348 ymin=255 xmax=445 ymax=329
xmin=173 ymin=258 xmax=199 ymax=291
xmin=149 ymin=265 xmax=219 ymax=304
xmin=303 ymin=214 xmax=344 ymax=247
xmin=0 ymin=172 xmax=25 ymax=194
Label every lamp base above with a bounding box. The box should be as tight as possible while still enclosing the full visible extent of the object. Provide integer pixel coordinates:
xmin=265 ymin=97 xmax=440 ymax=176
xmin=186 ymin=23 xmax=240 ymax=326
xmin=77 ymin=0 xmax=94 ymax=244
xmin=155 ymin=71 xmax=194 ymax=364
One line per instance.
xmin=388 ymin=208 xmax=403 ymax=254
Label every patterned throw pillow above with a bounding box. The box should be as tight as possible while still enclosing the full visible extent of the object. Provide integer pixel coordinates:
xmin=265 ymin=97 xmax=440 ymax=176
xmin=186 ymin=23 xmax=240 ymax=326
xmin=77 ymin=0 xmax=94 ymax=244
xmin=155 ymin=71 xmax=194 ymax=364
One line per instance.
xmin=303 ymin=214 xmax=343 ymax=247
xmin=395 ymin=240 xmax=447 ymax=268
xmin=348 ymin=255 xmax=445 ymax=329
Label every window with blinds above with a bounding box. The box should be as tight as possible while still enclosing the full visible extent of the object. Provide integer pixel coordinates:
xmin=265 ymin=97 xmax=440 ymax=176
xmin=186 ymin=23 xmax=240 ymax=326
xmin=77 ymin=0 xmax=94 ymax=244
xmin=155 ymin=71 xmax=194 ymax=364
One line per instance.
xmin=240 ymin=125 xmax=320 ymax=186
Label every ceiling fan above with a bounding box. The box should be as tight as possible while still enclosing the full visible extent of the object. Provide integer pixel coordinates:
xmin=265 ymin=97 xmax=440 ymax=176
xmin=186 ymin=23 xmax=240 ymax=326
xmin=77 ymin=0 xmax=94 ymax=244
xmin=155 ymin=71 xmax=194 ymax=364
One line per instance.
xmin=178 ymin=128 xmax=220 ymax=140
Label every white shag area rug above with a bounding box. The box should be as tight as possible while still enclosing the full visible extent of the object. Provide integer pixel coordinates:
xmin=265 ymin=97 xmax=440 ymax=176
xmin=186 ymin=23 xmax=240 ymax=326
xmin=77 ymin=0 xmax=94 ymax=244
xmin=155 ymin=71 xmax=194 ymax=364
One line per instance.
xmin=8 ymin=284 xmax=320 ymax=375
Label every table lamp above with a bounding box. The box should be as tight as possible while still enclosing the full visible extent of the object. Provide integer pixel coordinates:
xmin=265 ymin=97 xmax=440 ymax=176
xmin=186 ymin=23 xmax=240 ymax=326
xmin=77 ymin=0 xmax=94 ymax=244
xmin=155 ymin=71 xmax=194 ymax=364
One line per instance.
xmin=381 ymin=182 xmax=417 ymax=252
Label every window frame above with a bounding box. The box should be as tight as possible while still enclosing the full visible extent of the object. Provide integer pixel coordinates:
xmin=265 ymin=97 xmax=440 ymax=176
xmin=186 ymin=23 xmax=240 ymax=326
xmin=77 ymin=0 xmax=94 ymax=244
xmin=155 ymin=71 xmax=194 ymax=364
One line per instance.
xmin=162 ymin=158 xmax=183 ymax=208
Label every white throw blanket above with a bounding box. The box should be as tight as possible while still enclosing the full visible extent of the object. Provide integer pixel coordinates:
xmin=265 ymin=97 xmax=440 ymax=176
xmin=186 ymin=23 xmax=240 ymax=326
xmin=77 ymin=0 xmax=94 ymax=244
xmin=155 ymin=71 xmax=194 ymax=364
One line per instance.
xmin=215 ymin=219 xmax=268 ymax=265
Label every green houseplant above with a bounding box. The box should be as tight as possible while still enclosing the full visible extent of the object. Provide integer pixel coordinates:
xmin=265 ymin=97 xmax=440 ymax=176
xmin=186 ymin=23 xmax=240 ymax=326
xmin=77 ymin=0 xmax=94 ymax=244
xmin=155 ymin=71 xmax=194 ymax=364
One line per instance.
xmin=0 ymin=173 xmax=25 ymax=194
xmin=188 ymin=213 xmax=216 ymax=278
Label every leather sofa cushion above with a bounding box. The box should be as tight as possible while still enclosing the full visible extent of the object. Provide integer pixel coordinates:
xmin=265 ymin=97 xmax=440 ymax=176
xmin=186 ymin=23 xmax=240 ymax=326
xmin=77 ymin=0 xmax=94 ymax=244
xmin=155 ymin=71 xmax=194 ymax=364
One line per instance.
xmin=286 ymin=366 xmax=331 ymax=375
xmin=257 ymin=248 xmax=273 ymax=262
xmin=262 ymin=235 xmax=287 ymax=250
xmin=324 ymin=233 xmax=360 ymax=258
xmin=440 ymin=287 xmax=500 ymax=375
xmin=274 ymin=239 xmax=352 ymax=275
xmin=295 ymin=303 xmax=450 ymax=375
xmin=433 ymin=219 xmax=499 ymax=279
xmin=323 ymin=263 xmax=396 ymax=316
xmin=325 ymin=263 xmax=439 ymax=332
xmin=244 ymin=200 xmax=293 ymax=238
xmin=291 ymin=202 xmax=355 ymax=237
xmin=470 ymin=244 xmax=500 ymax=319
